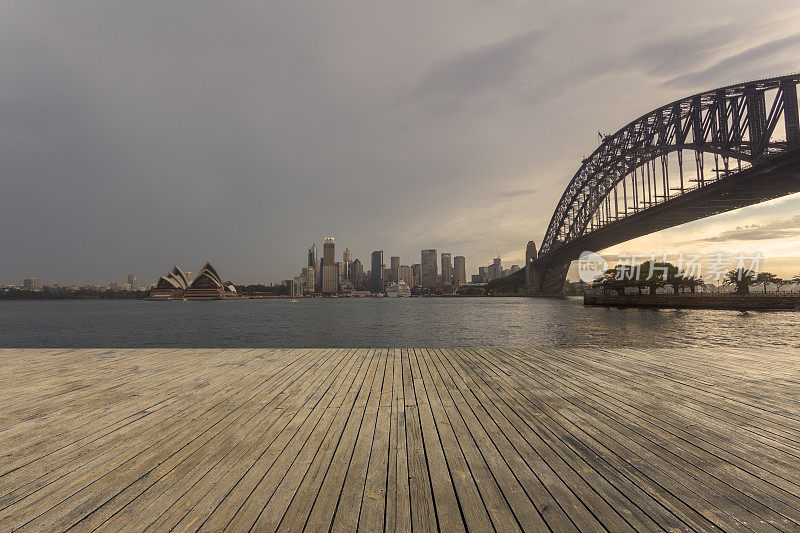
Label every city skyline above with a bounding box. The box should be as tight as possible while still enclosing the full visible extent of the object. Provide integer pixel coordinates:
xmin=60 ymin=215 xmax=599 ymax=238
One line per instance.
xmin=2 ymin=2 xmax=800 ymax=286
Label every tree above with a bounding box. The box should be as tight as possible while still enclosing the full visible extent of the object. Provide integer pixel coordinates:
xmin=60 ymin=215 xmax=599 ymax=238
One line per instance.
xmin=723 ymin=268 xmax=756 ymax=294
xmin=637 ymin=261 xmax=677 ymax=295
xmin=683 ymin=276 xmax=705 ymax=293
xmin=774 ymin=277 xmax=787 ymax=293
xmin=755 ymin=272 xmax=778 ymax=293
xmin=594 ymin=268 xmax=621 ymax=296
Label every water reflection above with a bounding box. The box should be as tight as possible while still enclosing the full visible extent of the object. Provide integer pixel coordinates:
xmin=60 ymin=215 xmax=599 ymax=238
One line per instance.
xmin=1 ymin=297 xmax=798 ymax=349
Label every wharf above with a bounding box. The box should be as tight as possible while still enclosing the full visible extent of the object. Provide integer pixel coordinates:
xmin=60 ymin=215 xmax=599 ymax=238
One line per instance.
xmin=2 ymin=347 xmax=799 ymax=531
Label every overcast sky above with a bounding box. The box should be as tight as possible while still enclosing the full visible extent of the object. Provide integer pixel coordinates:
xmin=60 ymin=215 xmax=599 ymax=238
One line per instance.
xmin=2 ymin=0 xmax=800 ymax=285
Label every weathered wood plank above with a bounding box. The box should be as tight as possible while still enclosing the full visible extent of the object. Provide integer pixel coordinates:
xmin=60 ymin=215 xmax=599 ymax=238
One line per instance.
xmin=0 ymin=346 xmax=799 ymax=532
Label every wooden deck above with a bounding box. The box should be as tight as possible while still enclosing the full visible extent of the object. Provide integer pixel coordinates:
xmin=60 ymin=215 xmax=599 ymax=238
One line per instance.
xmin=1 ymin=347 xmax=799 ymax=532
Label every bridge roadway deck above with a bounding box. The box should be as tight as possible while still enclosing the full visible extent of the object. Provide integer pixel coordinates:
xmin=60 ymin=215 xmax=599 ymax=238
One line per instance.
xmin=2 ymin=347 xmax=799 ymax=532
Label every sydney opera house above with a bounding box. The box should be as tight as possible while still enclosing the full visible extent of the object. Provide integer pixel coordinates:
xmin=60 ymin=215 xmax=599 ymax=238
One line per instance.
xmin=148 ymin=262 xmax=240 ymax=300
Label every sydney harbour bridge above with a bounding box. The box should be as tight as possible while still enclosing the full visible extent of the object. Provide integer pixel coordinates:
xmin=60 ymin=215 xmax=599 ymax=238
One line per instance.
xmin=525 ymin=73 xmax=800 ymax=295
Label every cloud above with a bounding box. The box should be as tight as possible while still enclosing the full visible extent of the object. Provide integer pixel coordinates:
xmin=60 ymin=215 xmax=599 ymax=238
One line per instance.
xmin=664 ymin=33 xmax=800 ymax=88
xmin=695 ymin=215 xmax=800 ymax=242
xmin=410 ymin=30 xmax=543 ymax=105
xmin=498 ymin=188 xmax=537 ymax=199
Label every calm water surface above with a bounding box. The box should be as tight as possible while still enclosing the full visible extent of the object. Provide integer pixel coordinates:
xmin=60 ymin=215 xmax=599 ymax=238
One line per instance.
xmin=2 ymin=297 xmax=798 ymax=348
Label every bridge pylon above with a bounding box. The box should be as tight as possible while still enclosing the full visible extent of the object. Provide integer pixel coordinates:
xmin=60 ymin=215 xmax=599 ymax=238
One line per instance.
xmin=525 ymin=241 xmax=539 ymax=295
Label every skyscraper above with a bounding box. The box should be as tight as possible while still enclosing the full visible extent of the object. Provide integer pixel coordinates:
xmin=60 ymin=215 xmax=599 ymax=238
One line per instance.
xmin=398 ymin=265 xmax=414 ymax=288
xmin=323 ymin=237 xmax=335 ymax=266
xmin=412 ymin=263 xmax=422 ymax=287
xmin=390 ymin=256 xmax=400 ymax=283
xmin=308 ymin=243 xmax=317 ymax=267
xmin=489 ymin=257 xmax=502 ymax=280
xmin=127 ymin=273 xmax=137 ymax=291
xmin=371 ymin=251 xmax=384 ymax=293
xmin=301 ymin=266 xmax=316 ymax=293
xmin=322 ymin=265 xmax=338 ymax=293
xmin=421 ymin=249 xmax=438 ymax=289
xmin=343 ymin=248 xmax=353 ymax=280
xmin=440 ymin=253 xmax=452 ymax=285
xmin=454 ymin=256 xmax=466 ymax=285
xmin=352 ymin=258 xmax=364 ymax=288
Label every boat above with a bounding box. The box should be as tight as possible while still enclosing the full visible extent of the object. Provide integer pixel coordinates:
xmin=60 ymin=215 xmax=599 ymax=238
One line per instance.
xmin=288 ymin=298 xmax=299 ymax=302
xmin=385 ymin=280 xmax=411 ymax=297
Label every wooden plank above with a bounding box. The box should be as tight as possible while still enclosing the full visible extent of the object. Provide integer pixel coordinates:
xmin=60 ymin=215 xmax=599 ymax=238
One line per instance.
xmin=1 ymin=347 xmax=799 ymax=532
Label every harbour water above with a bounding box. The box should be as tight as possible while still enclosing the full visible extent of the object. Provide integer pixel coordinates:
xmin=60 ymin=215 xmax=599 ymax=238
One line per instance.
xmin=2 ymin=297 xmax=799 ymax=348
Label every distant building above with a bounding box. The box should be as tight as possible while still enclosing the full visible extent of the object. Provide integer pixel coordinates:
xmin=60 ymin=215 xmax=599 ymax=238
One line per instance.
xmin=149 ymin=266 xmax=190 ymax=299
xmin=421 ymin=249 xmax=438 ymax=289
xmin=23 ymin=278 xmax=42 ymax=291
xmin=471 ymin=274 xmax=482 ymax=283
xmin=440 ymin=253 xmax=452 ymax=285
xmin=322 ymin=264 xmax=338 ymax=293
xmin=371 ymin=251 xmax=384 ymax=293
xmin=127 ymin=273 xmax=137 ymax=291
xmin=285 ymin=278 xmax=303 ymax=298
xmin=390 ymin=256 xmax=400 ymax=283
xmin=343 ymin=248 xmax=354 ymax=280
xmin=301 ymin=266 xmax=316 ymax=293
xmin=412 ymin=263 xmax=422 ymax=287
xmin=509 ymin=265 xmax=520 ymax=274
xmin=454 ymin=256 xmax=466 ymax=285
xmin=323 ymin=237 xmax=335 ymax=266
xmin=351 ymin=258 xmax=364 ymax=288
xmin=308 ymin=243 xmax=318 ymax=268
xmin=398 ymin=265 xmax=414 ymax=288
xmin=488 ymin=257 xmax=502 ymax=280
xmin=183 ymin=261 xmax=239 ymax=300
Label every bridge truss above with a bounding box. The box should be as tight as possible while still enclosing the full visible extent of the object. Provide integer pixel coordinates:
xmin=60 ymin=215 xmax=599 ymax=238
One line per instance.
xmin=533 ymin=74 xmax=800 ymax=294
xmin=540 ymin=74 xmax=800 ymax=257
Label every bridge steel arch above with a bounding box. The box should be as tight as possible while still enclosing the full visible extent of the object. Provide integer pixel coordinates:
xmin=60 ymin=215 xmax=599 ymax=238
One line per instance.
xmin=531 ymin=74 xmax=800 ymax=295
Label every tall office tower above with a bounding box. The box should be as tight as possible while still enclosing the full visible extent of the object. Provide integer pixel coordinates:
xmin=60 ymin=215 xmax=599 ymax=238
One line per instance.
xmin=336 ymin=261 xmax=344 ymax=282
xmin=440 ymin=253 xmax=452 ymax=284
xmin=301 ymin=266 xmax=316 ymax=293
xmin=489 ymin=257 xmax=502 ymax=280
xmin=342 ymin=248 xmax=353 ymax=280
xmin=351 ymin=259 xmax=364 ymax=288
xmin=412 ymin=263 xmax=422 ymax=287
xmin=421 ymin=249 xmax=438 ymax=289
xmin=126 ymin=273 xmax=137 ymax=291
xmin=398 ymin=265 xmax=414 ymax=288
xmin=390 ymin=256 xmax=400 ymax=283
xmin=322 ymin=264 xmax=338 ymax=293
xmin=323 ymin=237 xmax=335 ymax=266
xmin=453 ymin=256 xmax=466 ymax=285
xmin=317 ymin=258 xmax=324 ymax=291
xmin=371 ymin=251 xmax=384 ymax=293
xmin=308 ymin=243 xmax=318 ymax=267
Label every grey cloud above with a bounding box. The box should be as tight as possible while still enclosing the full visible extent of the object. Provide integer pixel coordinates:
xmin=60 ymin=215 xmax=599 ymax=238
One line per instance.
xmin=664 ymin=33 xmax=800 ymax=88
xmin=411 ymin=30 xmax=543 ymax=104
xmin=696 ymin=215 xmax=800 ymax=242
xmin=498 ymin=188 xmax=537 ymax=199
xmin=2 ymin=1 xmax=800 ymax=285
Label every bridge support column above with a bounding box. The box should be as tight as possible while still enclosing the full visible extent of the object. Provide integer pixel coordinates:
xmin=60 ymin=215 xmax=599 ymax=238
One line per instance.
xmin=525 ymin=241 xmax=539 ymax=294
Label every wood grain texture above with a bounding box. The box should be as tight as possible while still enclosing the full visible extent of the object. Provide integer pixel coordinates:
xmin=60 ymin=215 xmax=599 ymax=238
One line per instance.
xmin=1 ymin=347 xmax=799 ymax=532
